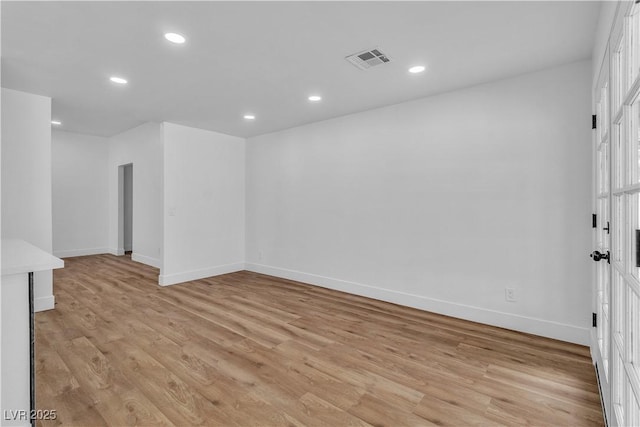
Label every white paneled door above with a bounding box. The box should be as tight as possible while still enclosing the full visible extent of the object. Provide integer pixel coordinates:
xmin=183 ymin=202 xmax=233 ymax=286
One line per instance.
xmin=595 ymin=2 xmax=640 ymax=425
xmin=594 ymin=33 xmax=612 ymax=423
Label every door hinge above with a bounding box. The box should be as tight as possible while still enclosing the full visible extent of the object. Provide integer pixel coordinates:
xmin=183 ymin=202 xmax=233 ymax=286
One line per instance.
xmin=592 ymin=115 xmax=597 ymax=129
xmin=635 ymin=230 xmax=640 ymax=268
xmin=592 ymin=214 xmax=597 ymax=228
xmin=593 ymin=312 xmax=597 ymax=328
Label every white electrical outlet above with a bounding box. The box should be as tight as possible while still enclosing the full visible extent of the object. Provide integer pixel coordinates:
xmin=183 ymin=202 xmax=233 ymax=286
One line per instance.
xmin=505 ymin=288 xmax=516 ymax=302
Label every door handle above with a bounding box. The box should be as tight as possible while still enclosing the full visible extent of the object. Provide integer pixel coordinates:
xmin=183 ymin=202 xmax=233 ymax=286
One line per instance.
xmin=590 ymin=250 xmax=610 ymax=263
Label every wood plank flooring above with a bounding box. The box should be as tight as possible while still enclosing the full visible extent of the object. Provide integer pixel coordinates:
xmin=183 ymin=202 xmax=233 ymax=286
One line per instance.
xmin=36 ymin=254 xmax=603 ymax=426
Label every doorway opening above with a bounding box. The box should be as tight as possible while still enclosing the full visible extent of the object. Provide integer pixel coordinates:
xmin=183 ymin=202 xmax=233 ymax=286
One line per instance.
xmin=118 ymin=163 xmax=133 ymax=256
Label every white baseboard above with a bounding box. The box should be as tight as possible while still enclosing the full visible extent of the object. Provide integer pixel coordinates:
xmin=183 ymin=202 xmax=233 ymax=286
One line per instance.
xmin=35 ymin=295 xmax=55 ymax=312
xmin=245 ymin=263 xmax=590 ymax=346
xmin=54 ymin=247 xmax=110 ymax=258
xmin=131 ymin=253 xmax=161 ymax=269
xmin=109 ymin=248 xmax=125 ymax=256
xmin=159 ymin=262 xmax=245 ymax=286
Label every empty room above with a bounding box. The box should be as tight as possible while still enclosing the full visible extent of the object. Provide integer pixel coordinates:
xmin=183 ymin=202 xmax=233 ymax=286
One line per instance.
xmin=0 ymin=0 xmax=635 ymax=425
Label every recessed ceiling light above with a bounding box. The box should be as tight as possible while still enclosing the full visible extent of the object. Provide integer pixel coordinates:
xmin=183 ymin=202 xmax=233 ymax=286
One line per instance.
xmin=244 ymin=114 xmax=256 ymax=120
xmin=308 ymin=95 xmax=322 ymax=102
xmin=408 ymin=65 xmax=426 ymax=74
xmin=110 ymin=76 xmax=128 ymax=84
xmin=51 ymin=120 xmax=62 ymax=126
xmin=164 ymin=33 xmax=186 ymax=44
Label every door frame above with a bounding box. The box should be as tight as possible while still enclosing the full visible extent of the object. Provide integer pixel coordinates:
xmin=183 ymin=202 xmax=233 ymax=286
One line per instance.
xmin=117 ymin=163 xmax=133 ymax=256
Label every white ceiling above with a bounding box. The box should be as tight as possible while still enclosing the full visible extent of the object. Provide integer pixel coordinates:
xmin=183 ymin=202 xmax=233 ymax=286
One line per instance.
xmin=1 ymin=1 xmax=600 ymax=138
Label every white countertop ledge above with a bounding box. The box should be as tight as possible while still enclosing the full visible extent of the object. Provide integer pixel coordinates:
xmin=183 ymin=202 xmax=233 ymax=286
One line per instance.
xmin=1 ymin=239 xmax=64 ymax=276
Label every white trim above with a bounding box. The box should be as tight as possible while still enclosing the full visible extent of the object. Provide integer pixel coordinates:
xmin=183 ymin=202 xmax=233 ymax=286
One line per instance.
xmin=159 ymin=262 xmax=245 ymax=287
xmin=245 ymin=263 xmax=590 ymax=345
xmin=34 ymin=295 xmax=55 ymax=312
xmin=592 ymin=328 xmax=612 ymax=426
xmin=131 ymin=253 xmax=161 ymax=269
xmin=109 ymin=247 xmax=125 ymax=256
xmin=54 ymin=247 xmax=110 ymax=258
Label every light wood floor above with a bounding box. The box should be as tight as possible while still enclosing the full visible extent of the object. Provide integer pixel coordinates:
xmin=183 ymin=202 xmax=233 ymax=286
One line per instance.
xmin=36 ymin=254 xmax=603 ymax=426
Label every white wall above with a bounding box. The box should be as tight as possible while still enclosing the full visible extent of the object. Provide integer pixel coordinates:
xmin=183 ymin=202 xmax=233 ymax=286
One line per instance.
xmin=0 ymin=0 xmax=3 ymax=409
xmin=108 ymin=122 xmax=163 ymax=268
xmin=161 ymin=122 xmax=245 ymax=286
xmin=246 ymin=60 xmax=593 ymax=345
xmin=1 ymin=88 xmax=55 ymax=311
xmin=52 ymin=130 xmax=109 ymax=257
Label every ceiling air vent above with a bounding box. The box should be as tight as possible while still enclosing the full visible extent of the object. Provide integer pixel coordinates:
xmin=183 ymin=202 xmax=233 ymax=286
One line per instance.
xmin=345 ymin=48 xmax=391 ymax=70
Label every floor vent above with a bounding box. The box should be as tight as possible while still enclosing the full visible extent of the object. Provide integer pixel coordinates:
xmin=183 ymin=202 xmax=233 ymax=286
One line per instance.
xmin=345 ymin=48 xmax=391 ymax=70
